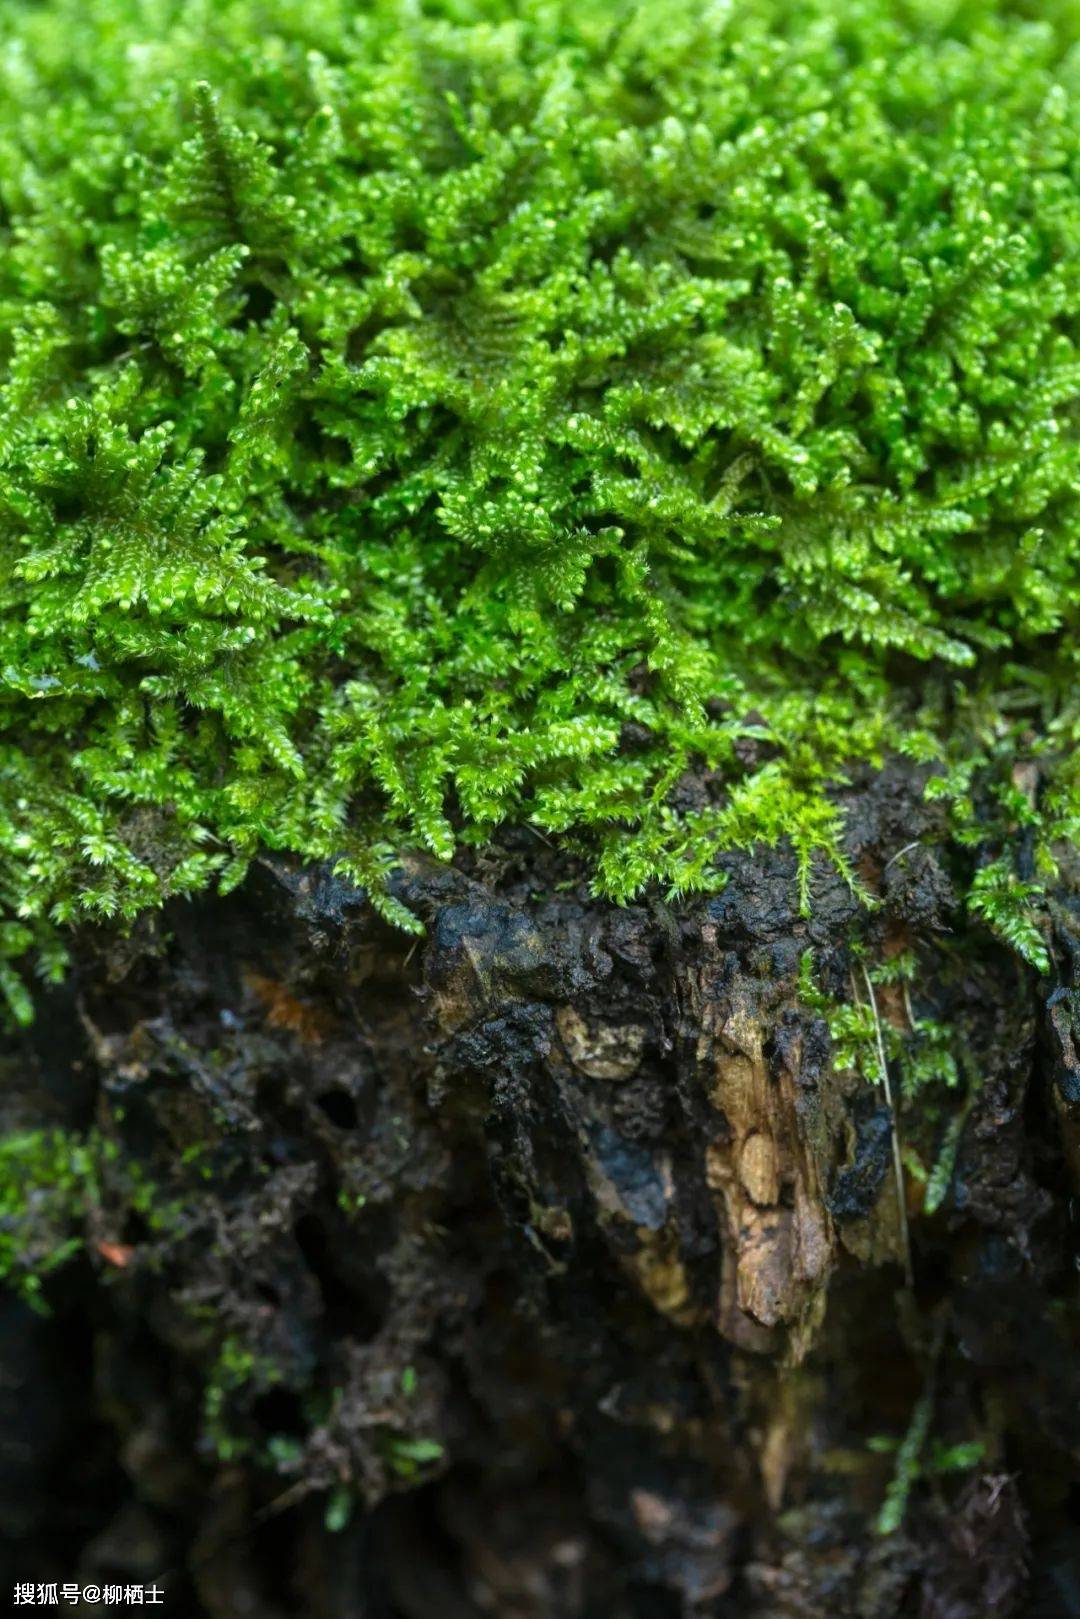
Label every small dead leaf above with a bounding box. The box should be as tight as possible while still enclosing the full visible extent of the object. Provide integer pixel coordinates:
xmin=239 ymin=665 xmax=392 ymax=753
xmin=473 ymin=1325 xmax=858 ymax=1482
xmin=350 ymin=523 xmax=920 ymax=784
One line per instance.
xmin=243 ymin=971 xmax=334 ymax=1045
xmin=97 ymin=1240 xmax=134 ymax=1269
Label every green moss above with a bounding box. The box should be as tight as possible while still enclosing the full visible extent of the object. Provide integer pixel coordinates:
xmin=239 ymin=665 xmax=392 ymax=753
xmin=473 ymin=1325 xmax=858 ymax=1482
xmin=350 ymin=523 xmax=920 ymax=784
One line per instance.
xmin=382 ymin=1433 xmax=445 ymax=1479
xmin=798 ymin=946 xmax=976 ymax=1224
xmin=870 ymin=1403 xmax=986 ymax=1535
xmin=0 ymin=1117 xmax=192 ymax=1309
xmin=0 ymin=1128 xmax=103 ymax=1307
xmin=203 ymin=1333 xmax=283 ymax=1461
xmin=1 ymin=0 xmax=1079 ymax=1002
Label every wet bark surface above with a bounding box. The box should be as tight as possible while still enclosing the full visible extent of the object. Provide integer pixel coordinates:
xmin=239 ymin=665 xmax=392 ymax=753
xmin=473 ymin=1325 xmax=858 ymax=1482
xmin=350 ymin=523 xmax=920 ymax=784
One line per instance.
xmin=3 ymin=764 xmax=1079 ymax=1616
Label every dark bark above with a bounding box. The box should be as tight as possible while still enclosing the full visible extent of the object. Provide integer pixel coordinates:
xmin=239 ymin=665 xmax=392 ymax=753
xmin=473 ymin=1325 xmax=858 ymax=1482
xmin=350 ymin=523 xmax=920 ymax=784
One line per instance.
xmin=2 ymin=764 xmax=1079 ymax=1616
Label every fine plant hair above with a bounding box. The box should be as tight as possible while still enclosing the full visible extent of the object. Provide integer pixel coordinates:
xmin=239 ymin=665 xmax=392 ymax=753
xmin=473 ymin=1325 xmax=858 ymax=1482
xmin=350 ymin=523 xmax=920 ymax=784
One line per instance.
xmin=1 ymin=0 xmax=1079 ymax=1016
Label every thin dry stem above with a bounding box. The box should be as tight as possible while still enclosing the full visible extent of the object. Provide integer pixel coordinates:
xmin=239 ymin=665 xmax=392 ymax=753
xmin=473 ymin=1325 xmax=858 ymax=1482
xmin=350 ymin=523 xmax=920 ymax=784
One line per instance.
xmin=861 ymin=963 xmax=915 ymax=1290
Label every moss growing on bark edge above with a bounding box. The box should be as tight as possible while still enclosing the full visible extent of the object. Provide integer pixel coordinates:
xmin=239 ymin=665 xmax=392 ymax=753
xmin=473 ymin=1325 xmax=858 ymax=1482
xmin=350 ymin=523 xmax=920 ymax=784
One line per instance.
xmin=0 ymin=0 xmax=1079 ymax=1010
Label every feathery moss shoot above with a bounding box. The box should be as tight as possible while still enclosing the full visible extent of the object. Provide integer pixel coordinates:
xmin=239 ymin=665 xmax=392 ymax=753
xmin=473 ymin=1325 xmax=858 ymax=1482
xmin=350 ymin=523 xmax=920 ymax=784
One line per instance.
xmin=1 ymin=0 xmax=1079 ymax=1009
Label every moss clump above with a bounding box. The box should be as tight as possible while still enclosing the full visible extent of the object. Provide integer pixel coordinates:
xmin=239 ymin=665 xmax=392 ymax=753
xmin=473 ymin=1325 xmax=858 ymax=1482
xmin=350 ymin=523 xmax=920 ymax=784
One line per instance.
xmin=0 ymin=1129 xmax=102 ymax=1307
xmin=0 ymin=1124 xmax=187 ymax=1307
xmin=1 ymin=0 xmax=1079 ymax=1001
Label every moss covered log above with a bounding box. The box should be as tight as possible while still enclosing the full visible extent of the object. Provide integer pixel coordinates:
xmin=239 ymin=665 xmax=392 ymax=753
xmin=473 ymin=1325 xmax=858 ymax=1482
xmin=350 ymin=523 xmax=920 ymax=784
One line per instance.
xmin=2 ymin=0 xmax=1080 ymax=961
xmin=2 ymin=0 xmax=1080 ymax=1614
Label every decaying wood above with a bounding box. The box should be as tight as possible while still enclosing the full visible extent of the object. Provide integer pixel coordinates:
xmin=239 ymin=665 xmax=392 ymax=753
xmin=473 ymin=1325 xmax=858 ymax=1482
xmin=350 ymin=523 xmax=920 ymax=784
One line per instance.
xmin=2 ymin=766 xmax=1078 ymax=1617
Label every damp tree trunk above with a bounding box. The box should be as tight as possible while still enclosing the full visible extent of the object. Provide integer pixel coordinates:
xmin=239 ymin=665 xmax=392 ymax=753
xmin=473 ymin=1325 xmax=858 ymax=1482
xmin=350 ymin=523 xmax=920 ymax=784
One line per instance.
xmin=3 ymin=764 xmax=1079 ymax=1617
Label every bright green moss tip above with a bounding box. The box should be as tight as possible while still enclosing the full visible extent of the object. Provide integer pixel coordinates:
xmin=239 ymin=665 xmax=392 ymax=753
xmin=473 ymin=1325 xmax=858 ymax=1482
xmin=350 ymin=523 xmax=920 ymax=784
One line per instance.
xmin=1 ymin=0 xmax=1080 ymax=1002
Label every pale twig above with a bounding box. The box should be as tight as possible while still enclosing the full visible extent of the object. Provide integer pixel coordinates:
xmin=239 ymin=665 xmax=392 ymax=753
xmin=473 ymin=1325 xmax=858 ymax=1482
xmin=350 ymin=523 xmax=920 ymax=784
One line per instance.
xmin=861 ymin=963 xmax=914 ymax=1289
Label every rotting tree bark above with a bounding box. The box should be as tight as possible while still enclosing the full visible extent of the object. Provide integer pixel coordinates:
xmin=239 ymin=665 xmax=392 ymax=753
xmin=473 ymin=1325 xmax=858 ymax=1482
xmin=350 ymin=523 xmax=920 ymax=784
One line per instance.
xmin=2 ymin=764 xmax=1079 ymax=1617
